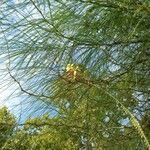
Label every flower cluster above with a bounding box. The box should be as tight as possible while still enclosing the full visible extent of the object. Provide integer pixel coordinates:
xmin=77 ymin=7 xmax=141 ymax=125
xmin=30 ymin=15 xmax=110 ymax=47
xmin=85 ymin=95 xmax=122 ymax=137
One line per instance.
xmin=66 ymin=64 xmax=79 ymax=79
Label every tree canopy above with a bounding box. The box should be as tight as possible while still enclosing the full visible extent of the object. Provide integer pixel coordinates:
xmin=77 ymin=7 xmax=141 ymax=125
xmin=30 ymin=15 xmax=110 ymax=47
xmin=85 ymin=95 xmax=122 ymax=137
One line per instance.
xmin=0 ymin=0 xmax=149 ymax=149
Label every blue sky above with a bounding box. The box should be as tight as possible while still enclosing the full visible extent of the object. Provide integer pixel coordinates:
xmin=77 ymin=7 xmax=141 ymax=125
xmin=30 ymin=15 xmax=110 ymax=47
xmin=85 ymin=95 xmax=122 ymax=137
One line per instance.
xmin=0 ymin=60 xmax=57 ymax=122
xmin=0 ymin=0 xmax=52 ymax=122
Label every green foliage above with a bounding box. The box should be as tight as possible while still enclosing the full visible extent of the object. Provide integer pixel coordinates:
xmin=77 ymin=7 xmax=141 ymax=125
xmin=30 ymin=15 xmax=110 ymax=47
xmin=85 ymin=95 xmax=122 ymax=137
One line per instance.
xmin=0 ymin=0 xmax=150 ymax=149
xmin=0 ymin=107 xmax=16 ymax=148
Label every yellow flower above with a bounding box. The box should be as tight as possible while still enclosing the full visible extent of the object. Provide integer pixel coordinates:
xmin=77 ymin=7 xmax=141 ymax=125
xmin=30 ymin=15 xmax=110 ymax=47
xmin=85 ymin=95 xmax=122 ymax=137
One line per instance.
xmin=66 ymin=64 xmax=74 ymax=72
xmin=66 ymin=64 xmax=79 ymax=79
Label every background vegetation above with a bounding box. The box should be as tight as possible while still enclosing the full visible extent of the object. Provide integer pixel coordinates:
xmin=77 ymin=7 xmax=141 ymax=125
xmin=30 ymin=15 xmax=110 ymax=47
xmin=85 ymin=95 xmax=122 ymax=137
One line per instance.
xmin=0 ymin=0 xmax=149 ymax=149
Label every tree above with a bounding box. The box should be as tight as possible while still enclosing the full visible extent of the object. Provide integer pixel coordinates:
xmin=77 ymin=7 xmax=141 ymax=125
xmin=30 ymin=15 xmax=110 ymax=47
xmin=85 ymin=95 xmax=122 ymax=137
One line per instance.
xmin=0 ymin=106 xmax=146 ymax=150
xmin=0 ymin=0 xmax=149 ymax=149
xmin=0 ymin=107 xmax=16 ymax=148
